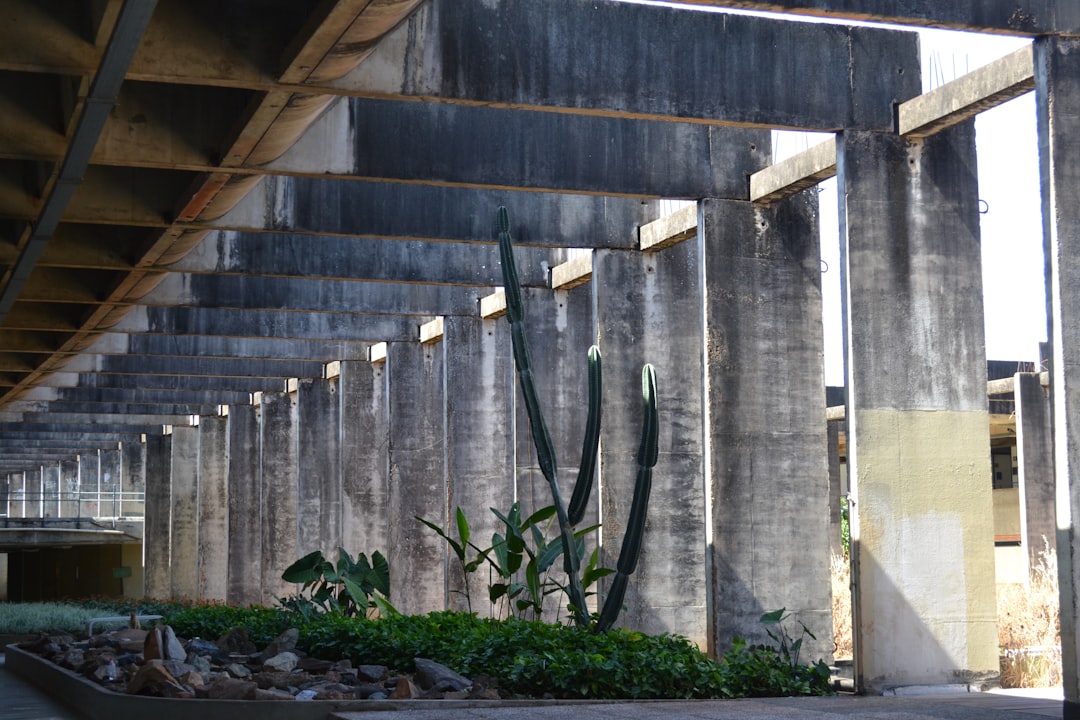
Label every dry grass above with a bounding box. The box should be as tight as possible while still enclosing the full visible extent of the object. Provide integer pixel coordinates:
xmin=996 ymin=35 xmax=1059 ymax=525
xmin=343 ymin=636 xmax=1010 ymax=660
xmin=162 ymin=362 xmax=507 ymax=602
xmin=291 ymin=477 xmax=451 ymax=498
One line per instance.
xmin=997 ymin=543 xmax=1061 ymax=688
xmin=831 ymin=553 xmax=853 ymax=659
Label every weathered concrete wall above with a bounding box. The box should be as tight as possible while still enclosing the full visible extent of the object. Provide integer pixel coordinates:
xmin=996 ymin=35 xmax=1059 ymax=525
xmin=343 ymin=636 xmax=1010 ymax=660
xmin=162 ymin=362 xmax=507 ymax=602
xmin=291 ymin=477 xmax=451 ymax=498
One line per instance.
xmin=1035 ymin=36 xmax=1080 ymax=714
xmin=701 ymin=194 xmax=833 ymax=662
xmin=1014 ymin=373 xmax=1054 ymax=575
xmin=444 ymin=315 xmax=515 ymax=614
xmin=79 ymin=454 xmax=98 ymax=517
xmin=43 ymin=464 xmax=60 ymax=518
xmin=514 ymin=285 xmax=595 ymax=522
xmin=227 ymin=404 xmax=262 ymax=605
xmin=594 ymin=238 xmax=708 ymax=646
xmin=121 ymin=440 xmax=145 ymax=518
xmin=60 ymin=461 xmax=78 ymax=518
xmin=169 ymin=425 xmax=199 ymax=600
xmin=99 ymin=448 xmax=121 ymax=518
xmin=340 ymin=359 xmax=390 ymax=557
xmin=197 ymin=415 xmax=229 ymax=601
xmin=143 ymin=434 xmax=171 ymax=599
xmin=838 ymin=124 xmax=997 ymax=692
xmin=260 ymin=391 xmax=298 ymax=605
xmin=297 ymin=378 xmax=342 ymax=559
xmin=350 ymin=0 xmax=919 ymax=132
xmin=388 ymin=341 xmax=447 ymax=615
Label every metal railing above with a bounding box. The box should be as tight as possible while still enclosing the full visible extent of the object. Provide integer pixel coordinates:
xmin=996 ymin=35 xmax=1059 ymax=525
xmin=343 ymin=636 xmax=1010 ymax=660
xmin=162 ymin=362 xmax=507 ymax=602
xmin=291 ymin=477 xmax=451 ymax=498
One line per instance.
xmin=0 ymin=490 xmax=145 ymax=521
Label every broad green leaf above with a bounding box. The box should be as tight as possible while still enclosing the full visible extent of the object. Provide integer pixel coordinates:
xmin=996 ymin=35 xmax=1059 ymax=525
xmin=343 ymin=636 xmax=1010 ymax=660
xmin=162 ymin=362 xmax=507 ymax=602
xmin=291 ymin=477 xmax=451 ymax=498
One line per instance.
xmin=760 ymin=608 xmax=786 ymax=625
xmin=455 ymin=507 xmax=470 ymax=547
xmin=281 ymin=549 xmax=326 ymax=584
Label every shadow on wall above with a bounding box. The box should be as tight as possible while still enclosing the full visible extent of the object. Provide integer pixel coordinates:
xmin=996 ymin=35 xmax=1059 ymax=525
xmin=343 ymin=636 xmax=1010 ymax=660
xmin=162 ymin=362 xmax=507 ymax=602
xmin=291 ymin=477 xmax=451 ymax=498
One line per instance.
xmin=853 ymin=540 xmax=1000 ymax=694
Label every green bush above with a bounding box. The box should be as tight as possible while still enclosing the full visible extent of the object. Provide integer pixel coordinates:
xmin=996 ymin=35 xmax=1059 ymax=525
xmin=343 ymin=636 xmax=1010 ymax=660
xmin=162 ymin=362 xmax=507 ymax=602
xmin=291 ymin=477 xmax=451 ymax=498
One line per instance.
xmin=167 ymin=604 xmax=296 ymax=647
xmin=0 ymin=602 xmax=105 ymax=635
xmin=299 ymin=610 xmax=830 ymax=700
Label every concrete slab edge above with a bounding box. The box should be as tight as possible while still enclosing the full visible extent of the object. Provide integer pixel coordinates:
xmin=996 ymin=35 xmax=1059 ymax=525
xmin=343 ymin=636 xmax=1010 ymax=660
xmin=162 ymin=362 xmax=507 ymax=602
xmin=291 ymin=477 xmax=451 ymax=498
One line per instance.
xmin=750 ymin=138 xmax=837 ymax=205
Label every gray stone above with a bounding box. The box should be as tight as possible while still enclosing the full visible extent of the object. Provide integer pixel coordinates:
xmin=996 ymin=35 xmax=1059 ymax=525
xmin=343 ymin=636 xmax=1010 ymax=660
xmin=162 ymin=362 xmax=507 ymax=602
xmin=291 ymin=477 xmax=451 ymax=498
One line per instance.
xmin=262 ymin=651 xmax=299 ymax=673
xmin=263 ymin=628 xmax=299 ymax=657
xmin=208 ymin=676 xmax=258 ymax=700
xmin=413 ymin=657 xmax=472 ymax=692
xmin=162 ymin=626 xmax=187 ymax=661
xmin=226 ymin=662 xmax=252 ymax=678
xmin=295 ymin=689 xmax=318 ymax=701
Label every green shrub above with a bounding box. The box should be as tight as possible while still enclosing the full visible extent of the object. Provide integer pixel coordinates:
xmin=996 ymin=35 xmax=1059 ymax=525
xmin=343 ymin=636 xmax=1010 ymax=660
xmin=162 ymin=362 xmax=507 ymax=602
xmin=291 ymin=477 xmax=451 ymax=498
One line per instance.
xmin=167 ymin=604 xmax=296 ymax=647
xmin=299 ymin=610 xmax=830 ymax=700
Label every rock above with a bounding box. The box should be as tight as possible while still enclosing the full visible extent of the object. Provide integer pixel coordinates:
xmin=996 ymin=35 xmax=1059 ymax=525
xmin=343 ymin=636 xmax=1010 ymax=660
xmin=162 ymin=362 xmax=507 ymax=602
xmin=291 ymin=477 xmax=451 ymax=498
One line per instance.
xmin=161 ymin=659 xmax=197 ymax=679
xmin=389 ymin=676 xmax=421 ymax=699
xmin=255 ymin=688 xmax=294 ymax=701
xmin=295 ymin=689 xmax=319 ymax=701
xmin=162 ymin=626 xmax=187 ymax=661
xmin=254 ymin=670 xmax=310 ymax=690
xmin=113 ymin=628 xmax=148 ymax=653
xmin=314 ymin=688 xmax=352 ymax=700
xmin=262 ymin=651 xmax=299 ymax=673
xmin=186 ymin=653 xmax=212 ymax=674
xmin=143 ymin=625 xmax=163 ymax=661
xmin=296 ymin=657 xmax=333 ymax=673
xmin=59 ymin=649 xmax=84 ymax=670
xmin=226 ymin=662 xmax=252 ymax=678
xmin=262 ymin=628 xmax=299 ymax=658
xmin=368 ymin=690 xmax=390 ymax=700
xmin=355 ymin=683 xmax=387 ymax=699
xmin=216 ymin=628 xmax=257 ymax=656
xmin=177 ymin=670 xmax=205 ymax=689
xmin=92 ymin=659 xmax=121 ymax=683
xmin=128 ymin=660 xmax=185 ymax=696
xmin=413 ymin=657 xmax=471 ymax=692
xmin=355 ymin=664 xmax=388 ymax=682
xmin=208 ymin=676 xmax=258 ymax=700
xmin=186 ymin=637 xmax=221 ymax=657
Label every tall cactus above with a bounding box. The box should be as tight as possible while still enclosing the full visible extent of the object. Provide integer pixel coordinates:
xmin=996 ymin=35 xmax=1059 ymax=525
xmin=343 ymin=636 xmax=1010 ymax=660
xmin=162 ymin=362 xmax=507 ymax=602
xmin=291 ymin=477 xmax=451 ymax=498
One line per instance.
xmin=496 ymin=206 xmax=658 ymax=631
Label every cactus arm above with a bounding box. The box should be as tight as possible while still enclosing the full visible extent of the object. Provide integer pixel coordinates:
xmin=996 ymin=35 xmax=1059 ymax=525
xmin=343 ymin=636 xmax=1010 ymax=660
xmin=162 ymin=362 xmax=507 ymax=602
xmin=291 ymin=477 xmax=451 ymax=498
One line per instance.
xmin=568 ymin=345 xmax=602 ymax=526
xmin=497 ymin=206 xmax=589 ymax=626
xmin=595 ymin=364 xmax=659 ymax=632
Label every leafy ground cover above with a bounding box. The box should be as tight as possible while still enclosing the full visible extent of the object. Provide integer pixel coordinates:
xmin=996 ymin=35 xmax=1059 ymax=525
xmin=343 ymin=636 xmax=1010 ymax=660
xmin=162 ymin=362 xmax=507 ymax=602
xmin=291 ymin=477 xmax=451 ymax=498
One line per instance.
xmin=3 ymin=599 xmax=832 ymax=700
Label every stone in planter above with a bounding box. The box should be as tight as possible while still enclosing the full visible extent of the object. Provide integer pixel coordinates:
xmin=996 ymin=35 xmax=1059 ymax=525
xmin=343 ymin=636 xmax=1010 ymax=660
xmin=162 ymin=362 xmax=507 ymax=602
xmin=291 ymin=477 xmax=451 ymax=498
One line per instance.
xmin=262 ymin=651 xmax=299 ymax=673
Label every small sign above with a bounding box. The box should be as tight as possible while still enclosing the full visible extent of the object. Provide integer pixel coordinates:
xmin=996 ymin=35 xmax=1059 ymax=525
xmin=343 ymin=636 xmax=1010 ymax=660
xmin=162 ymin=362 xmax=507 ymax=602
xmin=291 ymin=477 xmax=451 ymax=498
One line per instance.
xmin=112 ymin=566 xmax=132 ymax=578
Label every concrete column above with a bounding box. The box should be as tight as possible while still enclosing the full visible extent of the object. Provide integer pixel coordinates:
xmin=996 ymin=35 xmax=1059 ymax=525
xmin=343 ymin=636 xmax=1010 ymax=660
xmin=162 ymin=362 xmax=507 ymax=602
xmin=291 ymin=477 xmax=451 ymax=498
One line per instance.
xmin=260 ymin=391 xmax=298 ymax=605
xmin=79 ymin=453 xmax=99 ymax=517
xmin=828 ymin=422 xmax=845 ymax=558
xmin=1014 ymin=373 xmax=1054 ymax=576
xmin=60 ymin=461 xmax=78 ymax=518
xmin=388 ymin=340 xmax=447 ymax=615
xmin=10 ymin=473 xmax=24 ymax=518
xmin=515 ymin=285 xmax=596 ymax=521
xmin=143 ymin=434 xmax=172 ymax=599
xmin=340 ymin=359 xmax=390 ymax=556
xmin=592 ymin=238 xmax=708 ymax=645
xmin=121 ymin=440 xmax=145 ymax=518
xmin=444 ymin=315 xmax=515 ymax=614
xmin=297 ymin=377 xmax=341 ymax=558
xmin=1034 ymin=37 xmax=1080 ymax=714
xmin=25 ymin=469 xmax=42 ymax=519
xmin=701 ymin=194 xmax=833 ymax=661
xmin=41 ymin=464 xmax=59 ymax=518
xmin=197 ymin=415 xmax=229 ymax=601
xmin=169 ymin=425 xmax=199 ymax=600
xmin=227 ymin=404 xmax=262 ymax=605
xmin=838 ymin=123 xmax=996 ymax=692
xmin=100 ymin=448 xmax=121 ymax=518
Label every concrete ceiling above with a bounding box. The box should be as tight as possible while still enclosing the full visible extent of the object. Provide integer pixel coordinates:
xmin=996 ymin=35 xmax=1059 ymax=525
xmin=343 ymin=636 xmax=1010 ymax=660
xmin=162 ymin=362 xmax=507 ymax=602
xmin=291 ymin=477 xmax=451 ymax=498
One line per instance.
xmin=0 ymin=0 xmax=1045 ymax=474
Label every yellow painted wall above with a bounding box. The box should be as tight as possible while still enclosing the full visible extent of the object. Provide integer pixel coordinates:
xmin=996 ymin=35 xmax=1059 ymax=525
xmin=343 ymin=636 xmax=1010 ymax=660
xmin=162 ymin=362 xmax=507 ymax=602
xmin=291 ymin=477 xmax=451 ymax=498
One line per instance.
xmin=853 ymin=409 xmax=999 ymax=690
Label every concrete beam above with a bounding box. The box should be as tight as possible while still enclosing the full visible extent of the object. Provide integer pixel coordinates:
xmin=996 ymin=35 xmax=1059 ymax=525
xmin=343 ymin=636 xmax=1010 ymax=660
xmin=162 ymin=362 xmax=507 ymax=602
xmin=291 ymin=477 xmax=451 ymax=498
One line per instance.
xmin=3 ymin=400 xmax=222 ymax=416
xmin=162 ymin=232 xmax=556 ymax=287
xmin=38 ymin=372 xmax=284 ymax=394
xmin=898 ymin=45 xmax=1034 ymax=138
xmin=6 ymin=412 xmax=194 ymax=426
xmin=133 ymin=277 xmax=485 ymax=318
xmin=751 ymin=138 xmax=837 ymax=205
xmin=107 ymin=305 xmax=422 ymax=343
xmin=272 ymin=98 xmax=770 ymax=198
xmin=22 ymin=386 xmax=253 ymax=407
xmin=751 ymin=46 xmax=1035 ymax=205
xmin=81 ymin=333 xmax=369 ymax=362
xmin=342 ymin=0 xmax=919 ymax=131
xmin=639 ymin=204 xmax=697 ymax=252
xmin=209 ymin=176 xmax=661 ymax=249
xmin=57 ymin=354 xmax=327 ymax=379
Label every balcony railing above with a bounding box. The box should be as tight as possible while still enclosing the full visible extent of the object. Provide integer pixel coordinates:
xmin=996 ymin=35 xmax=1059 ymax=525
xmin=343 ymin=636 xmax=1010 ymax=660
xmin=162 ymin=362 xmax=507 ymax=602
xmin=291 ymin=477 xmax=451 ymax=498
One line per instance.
xmin=0 ymin=490 xmax=145 ymax=521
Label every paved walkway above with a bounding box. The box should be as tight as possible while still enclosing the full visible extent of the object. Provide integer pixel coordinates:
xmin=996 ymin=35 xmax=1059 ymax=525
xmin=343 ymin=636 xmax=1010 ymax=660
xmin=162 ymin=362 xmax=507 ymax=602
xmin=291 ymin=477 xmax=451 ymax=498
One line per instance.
xmin=1 ymin=653 xmax=1066 ymax=720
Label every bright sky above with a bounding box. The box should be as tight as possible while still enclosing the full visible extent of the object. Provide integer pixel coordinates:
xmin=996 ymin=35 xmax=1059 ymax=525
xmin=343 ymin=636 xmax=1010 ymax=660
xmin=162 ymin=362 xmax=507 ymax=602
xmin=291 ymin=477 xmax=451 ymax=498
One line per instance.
xmin=629 ymin=2 xmax=1047 ymax=387
xmin=803 ymin=29 xmax=1043 ymax=386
